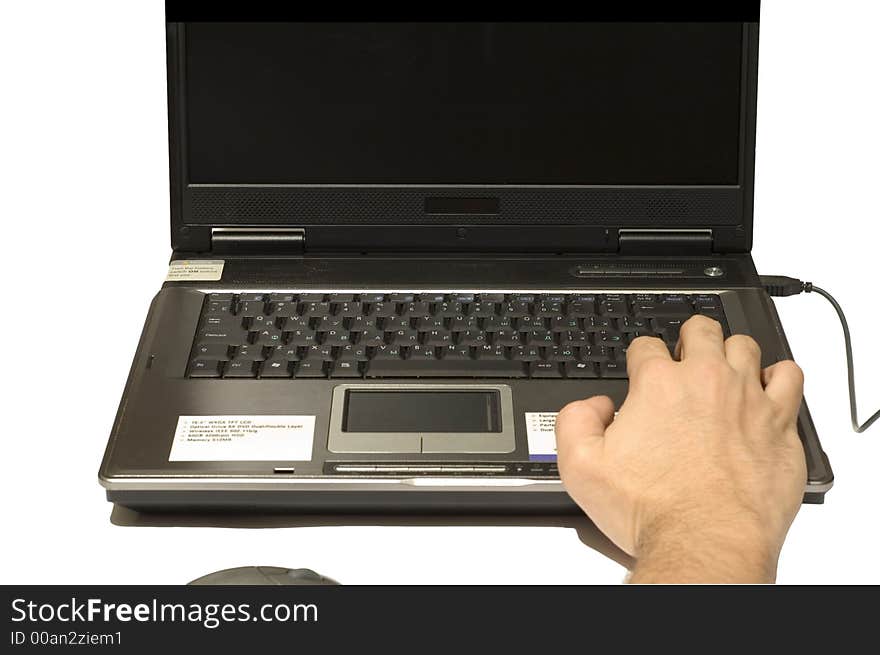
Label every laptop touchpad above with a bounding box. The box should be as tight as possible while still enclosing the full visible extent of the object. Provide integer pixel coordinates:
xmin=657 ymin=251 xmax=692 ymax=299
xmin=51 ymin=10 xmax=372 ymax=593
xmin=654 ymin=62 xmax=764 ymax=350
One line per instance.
xmin=327 ymin=385 xmax=516 ymax=454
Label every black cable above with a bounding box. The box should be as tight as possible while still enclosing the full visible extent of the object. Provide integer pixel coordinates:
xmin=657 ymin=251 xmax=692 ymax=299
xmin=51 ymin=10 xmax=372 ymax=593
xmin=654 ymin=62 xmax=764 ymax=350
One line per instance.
xmin=760 ymin=275 xmax=879 ymax=433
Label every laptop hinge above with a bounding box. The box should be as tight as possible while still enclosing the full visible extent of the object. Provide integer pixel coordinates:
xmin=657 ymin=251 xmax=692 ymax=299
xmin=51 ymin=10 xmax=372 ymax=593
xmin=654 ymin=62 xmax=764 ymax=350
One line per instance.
xmin=617 ymin=229 xmax=714 ymax=255
xmin=210 ymin=228 xmax=305 ymax=255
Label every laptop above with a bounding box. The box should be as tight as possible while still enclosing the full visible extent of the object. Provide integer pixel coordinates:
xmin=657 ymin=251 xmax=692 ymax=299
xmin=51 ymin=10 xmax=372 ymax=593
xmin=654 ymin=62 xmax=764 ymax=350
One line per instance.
xmin=99 ymin=20 xmax=834 ymax=512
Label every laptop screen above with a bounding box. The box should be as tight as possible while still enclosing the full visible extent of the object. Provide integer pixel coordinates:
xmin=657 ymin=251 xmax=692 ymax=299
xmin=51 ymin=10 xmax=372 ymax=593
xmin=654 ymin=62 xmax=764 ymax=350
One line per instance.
xmin=184 ymin=22 xmax=744 ymax=187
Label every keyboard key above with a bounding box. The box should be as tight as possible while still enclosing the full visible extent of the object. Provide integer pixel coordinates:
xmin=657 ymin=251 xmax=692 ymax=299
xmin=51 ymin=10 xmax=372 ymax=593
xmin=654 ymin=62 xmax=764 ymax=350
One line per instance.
xmin=193 ymin=343 xmax=231 ymax=359
xmin=197 ymin=328 xmax=247 ymax=343
xmin=269 ymin=300 xmax=299 ymax=317
xmin=599 ymin=296 xmax=629 ymax=317
xmin=260 ymin=359 xmax=293 ymax=378
xmin=470 ymin=302 xmax=497 ymax=317
xmin=600 ymin=361 xmax=628 ymax=378
xmin=512 ymin=346 xmax=541 ymax=361
xmin=223 ymin=360 xmax=258 ymax=378
xmin=238 ymin=300 xmax=267 ymax=316
xmin=457 ymin=329 xmax=487 ymax=346
xmin=372 ymin=345 xmax=403 ymax=360
xmin=334 ymin=301 xmax=363 ymax=317
xmin=565 ymin=361 xmax=599 ymax=378
xmin=328 ymin=360 xmax=362 ymax=378
xmin=475 ymin=344 xmax=508 ymax=361
xmin=293 ymin=360 xmax=327 ymax=378
xmin=234 ymin=344 xmax=267 ymax=361
xmin=287 ymin=328 xmax=317 ymax=346
xmin=189 ymin=359 xmax=223 ymax=378
xmin=321 ymin=330 xmax=352 ymax=346
xmin=546 ymin=346 xmax=578 ymax=361
xmin=253 ymin=326 xmax=284 ymax=346
xmin=441 ymin=345 xmax=473 ymax=360
xmin=530 ymin=361 xmax=563 ymax=378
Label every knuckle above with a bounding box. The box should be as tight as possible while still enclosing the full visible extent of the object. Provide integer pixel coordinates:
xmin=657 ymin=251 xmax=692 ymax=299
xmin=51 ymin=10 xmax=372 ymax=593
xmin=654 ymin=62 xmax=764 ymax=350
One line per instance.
xmin=680 ymin=314 xmax=723 ymax=341
xmin=629 ymin=335 xmax=664 ymax=351
xmin=683 ymin=314 xmax=722 ymax=332
xmin=688 ymin=359 xmax=731 ymax=386
xmin=774 ymin=359 xmax=805 ymax=384
xmin=727 ymin=334 xmax=762 ymax=360
xmin=637 ymin=356 xmax=673 ymax=379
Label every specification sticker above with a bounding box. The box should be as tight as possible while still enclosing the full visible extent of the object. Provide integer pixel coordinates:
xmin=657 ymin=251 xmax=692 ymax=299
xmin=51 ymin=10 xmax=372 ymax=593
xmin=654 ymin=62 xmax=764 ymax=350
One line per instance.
xmin=525 ymin=412 xmax=558 ymax=461
xmin=165 ymin=259 xmax=225 ymax=281
xmin=169 ymin=415 xmax=315 ymax=461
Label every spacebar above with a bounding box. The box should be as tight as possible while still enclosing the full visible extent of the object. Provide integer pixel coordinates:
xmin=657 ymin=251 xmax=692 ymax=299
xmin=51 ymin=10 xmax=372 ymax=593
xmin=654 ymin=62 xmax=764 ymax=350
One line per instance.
xmin=365 ymin=359 xmax=527 ymax=378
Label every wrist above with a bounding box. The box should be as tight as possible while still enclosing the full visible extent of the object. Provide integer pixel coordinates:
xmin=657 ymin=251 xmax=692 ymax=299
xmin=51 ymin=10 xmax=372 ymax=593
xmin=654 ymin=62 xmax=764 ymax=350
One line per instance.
xmin=631 ymin=512 xmax=780 ymax=584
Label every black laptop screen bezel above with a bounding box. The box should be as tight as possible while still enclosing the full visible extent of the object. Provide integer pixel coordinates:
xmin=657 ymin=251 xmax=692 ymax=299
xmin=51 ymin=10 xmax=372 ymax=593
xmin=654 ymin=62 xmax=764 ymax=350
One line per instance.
xmin=166 ymin=22 xmax=759 ymax=254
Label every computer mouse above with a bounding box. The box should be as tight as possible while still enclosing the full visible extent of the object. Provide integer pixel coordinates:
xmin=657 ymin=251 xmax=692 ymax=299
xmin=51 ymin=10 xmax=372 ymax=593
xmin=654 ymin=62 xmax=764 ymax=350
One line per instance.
xmin=188 ymin=566 xmax=340 ymax=586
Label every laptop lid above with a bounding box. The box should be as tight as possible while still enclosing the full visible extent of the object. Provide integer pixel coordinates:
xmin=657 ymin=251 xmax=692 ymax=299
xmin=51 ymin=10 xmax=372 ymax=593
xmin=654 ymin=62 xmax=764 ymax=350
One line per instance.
xmin=166 ymin=17 xmax=759 ymax=254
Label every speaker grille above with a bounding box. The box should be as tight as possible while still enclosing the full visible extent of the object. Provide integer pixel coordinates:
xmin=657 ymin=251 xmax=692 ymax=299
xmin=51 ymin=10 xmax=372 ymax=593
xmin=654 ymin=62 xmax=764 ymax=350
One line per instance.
xmin=186 ymin=187 xmax=740 ymax=226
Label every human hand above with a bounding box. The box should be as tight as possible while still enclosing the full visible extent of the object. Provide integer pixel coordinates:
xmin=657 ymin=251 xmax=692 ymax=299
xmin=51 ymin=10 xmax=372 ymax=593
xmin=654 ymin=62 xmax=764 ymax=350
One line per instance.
xmin=555 ymin=315 xmax=807 ymax=583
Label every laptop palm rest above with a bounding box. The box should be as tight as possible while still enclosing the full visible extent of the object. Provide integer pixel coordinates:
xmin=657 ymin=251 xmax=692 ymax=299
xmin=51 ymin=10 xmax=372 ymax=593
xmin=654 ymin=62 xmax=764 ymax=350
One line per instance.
xmin=327 ymin=384 xmax=516 ymax=454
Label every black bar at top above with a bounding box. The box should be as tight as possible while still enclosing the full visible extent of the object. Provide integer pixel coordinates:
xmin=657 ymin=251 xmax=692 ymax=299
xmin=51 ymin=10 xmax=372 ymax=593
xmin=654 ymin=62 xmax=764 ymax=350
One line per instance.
xmin=165 ymin=1 xmax=761 ymax=23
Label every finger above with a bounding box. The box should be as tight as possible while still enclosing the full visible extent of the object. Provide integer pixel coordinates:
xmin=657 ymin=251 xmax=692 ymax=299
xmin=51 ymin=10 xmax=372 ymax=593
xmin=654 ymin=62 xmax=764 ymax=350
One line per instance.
xmin=724 ymin=334 xmax=763 ymax=382
xmin=626 ymin=335 xmax=673 ymax=381
xmin=761 ymin=360 xmax=805 ymax=420
xmin=676 ymin=315 xmax=726 ymax=361
xmin=555 ymin=396 xmax=616 ymax=462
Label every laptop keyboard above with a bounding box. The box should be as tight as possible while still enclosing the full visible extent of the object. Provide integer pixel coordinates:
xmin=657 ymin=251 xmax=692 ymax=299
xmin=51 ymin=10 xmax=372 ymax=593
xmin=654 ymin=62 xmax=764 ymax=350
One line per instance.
xmin=187 ymin=292 xmax=729 ymax=379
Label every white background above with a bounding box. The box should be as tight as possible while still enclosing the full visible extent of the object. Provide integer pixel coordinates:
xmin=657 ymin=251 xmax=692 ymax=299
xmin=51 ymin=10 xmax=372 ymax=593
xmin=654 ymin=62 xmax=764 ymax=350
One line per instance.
xmin=1 ymin=1 xmax=878 ymax=584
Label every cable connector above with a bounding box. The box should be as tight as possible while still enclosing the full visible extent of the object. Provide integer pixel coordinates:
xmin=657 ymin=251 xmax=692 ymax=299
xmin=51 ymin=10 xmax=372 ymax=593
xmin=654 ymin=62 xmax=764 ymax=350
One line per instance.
xmin=760 ymin=275 xmax=812 ymax=297
xmin=760 ymin=276 xmax=877 ymax=433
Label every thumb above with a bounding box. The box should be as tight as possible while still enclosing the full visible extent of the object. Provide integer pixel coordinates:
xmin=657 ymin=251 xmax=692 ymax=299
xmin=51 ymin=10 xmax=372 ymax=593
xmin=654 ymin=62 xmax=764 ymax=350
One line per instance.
xmin=555 ymin=396 xmax=616 ymax=463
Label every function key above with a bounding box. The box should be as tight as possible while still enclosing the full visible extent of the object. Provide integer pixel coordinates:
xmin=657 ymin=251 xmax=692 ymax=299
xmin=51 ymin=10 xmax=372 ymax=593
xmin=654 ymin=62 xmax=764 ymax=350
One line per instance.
xmin=599 ymin=295 xmax=629 ymax=316
xmin=567 ymin=300 xmax=596 ymax=317
xmin=693 ymin=294 xmax=722 ymax=309
xmin=541 ymin=294 xmax=567 ymax=303
xmin=238 ymin=293 xmax=266 ymax=302
xmin=360 ymin=293 xmax=386 ymax=303
xmin=189 ymin=359 xmax=223 ymax=378
xmin=328 ymin=293 xmax=354 ymax=302
xmin=268 ymin=293 xmax=296 ymax=302
xmin=570 ymin=294 xmax=598 ymax=303
xmin=299 ymin=293 xmax=326 ymax=302
xmin=389 ymin=293 xmax=415 ymax=303
xmin=478 ymin=293 xmax=505 ymax=303
xmin=452 ymin=293 xmax=475 ymax=303
xmin=207 ymin=293 xmax=234 ymax=301
xmin=512 ymin=294 xmax=536 ymax=302
xmin=418 ymin=292 xmax=447 ymax=303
